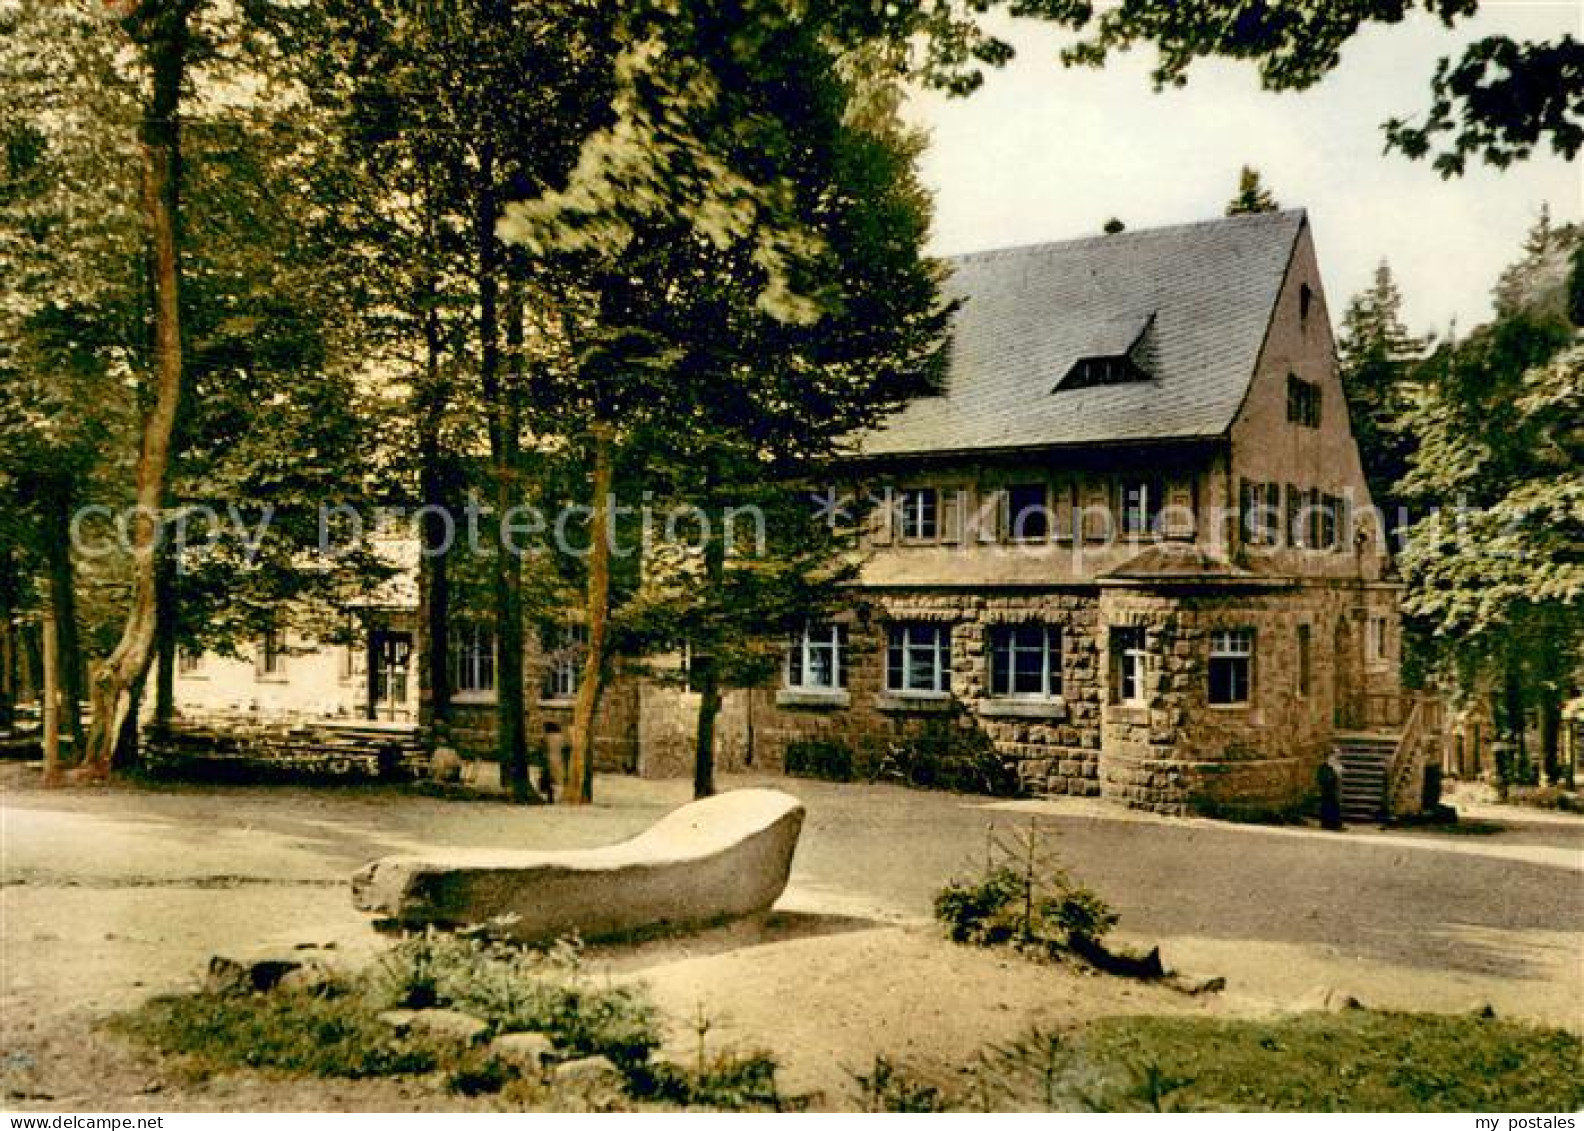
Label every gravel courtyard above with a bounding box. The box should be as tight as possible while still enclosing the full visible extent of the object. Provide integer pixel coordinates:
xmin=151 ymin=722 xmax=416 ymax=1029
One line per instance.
xmin=2 ymin=766 xmax=1580 ymax=1108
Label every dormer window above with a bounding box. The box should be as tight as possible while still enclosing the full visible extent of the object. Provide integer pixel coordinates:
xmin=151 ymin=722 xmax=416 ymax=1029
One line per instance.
xmin=1054 ymin=312 xmax=1156 ymax=392
xmin=1060 ymin=355 xmax=1149 ymax=390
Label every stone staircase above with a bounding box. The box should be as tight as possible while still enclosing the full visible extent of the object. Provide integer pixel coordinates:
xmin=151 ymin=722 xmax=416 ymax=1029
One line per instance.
xmin=1334 ymin=734 xmax=1399 ymax=824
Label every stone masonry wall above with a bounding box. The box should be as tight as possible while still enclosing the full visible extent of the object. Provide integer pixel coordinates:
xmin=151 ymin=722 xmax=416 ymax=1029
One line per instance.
xmin=1096 ymin=582 xmax=1395 ymax=814
xmin=626 ymin=578 xmax=1401 ymax=815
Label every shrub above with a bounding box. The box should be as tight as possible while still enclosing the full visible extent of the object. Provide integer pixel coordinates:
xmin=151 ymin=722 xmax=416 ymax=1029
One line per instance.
xmin=862 ymin=719 xmax=1023 ymax=797
xmin=935 ymin=867 xmax=1026 ymax=947
xmin=368 ymin=931 xmax=662 ymax=1069
xmin=632 ymin=1051 xmax=785 ymax=1110
xmin=935 ymin=866 xmax=1117 ymax=953
xmin=784 ymin=739 xmax=855 ymax=782
xmin=934 ymin=819 xmax=1117 ymax=959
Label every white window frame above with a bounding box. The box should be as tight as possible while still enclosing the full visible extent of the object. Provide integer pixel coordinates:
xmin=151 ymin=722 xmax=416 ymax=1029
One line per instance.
xmin=1365 ymin=616 xmax=1390 ymax=667
xmin=1209 ymin=628 xmax=1255 ymax=707
xmin=542 ymin=625 xmax=586 ymax=702
xmin=785 ymin=622 xmax=846 ymax=693
xmin=886 ymin=622 xmax=951 ymax=696
xmin=990 ymin=624 xmax=1062 ymax=699
xmin=899 ymin=487 xmax=938 ymax=541
xmin=1112 ymin=627 xmax=1147 ymax=707
xmin=452 ymin=622 xmax=497 ymax=697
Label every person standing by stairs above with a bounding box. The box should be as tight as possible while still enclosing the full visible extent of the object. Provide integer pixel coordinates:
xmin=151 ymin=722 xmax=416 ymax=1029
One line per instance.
xmin=1318 ymin=751 xmax=1345 ymax=831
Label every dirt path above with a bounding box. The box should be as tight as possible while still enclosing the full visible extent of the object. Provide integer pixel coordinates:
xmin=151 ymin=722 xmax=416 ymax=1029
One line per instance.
xmin=3 ymin=767 xmax=1579 ymax=1109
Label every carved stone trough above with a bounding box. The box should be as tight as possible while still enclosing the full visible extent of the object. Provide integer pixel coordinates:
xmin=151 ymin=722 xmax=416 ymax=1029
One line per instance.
xmin=351 ymin=789 xmax=805 ymax=943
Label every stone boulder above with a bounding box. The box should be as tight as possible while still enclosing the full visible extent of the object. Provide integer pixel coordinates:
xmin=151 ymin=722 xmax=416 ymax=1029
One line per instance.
xmin=553 ymin=1055 xmax=622 ymax=1087
xmin=204 ymin=946 xmax=346 ymax=996
xmin=490 ymin=1032 xmax=556 ymax=1070
xmin=351 ymin=789 xmax=804 ymax=944
xmin=378 ymin=1007 xmax=490 ymax=1044
xmin=430 ymin=746 xmax=463 ymax=784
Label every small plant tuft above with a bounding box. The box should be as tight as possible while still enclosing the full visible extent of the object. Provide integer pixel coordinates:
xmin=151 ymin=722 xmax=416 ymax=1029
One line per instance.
xmin=851 ymin=1055 xmax=951 ymax=1112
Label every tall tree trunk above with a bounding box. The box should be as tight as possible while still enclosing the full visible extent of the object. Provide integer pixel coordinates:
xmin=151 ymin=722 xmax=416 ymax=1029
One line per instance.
xmin=82 ymin=0 xmax=192 ymax=776
xmin=1498 ymin=660 xmax=1528 ymax=788
xmin=473 ymin=139 xmax=536 ymax=803
xmin=1538 ymin=688 xmax=1562 ymax=786
xmin=40 ymin=475 xmax=85 ymax=752
xmin=41 ymin=608 xmax=61 ymax=787
xmin=563 ymin=423 xmax=613 ymax=806
xmin=497 ymin=272 xmax=531 ymax=802
xmin=0 ymin=542 xmax=16 ymax=732
xmin=416 ymin=166 xmax=451 ymax=739
xmin=417 ymin=307 xmax=452 ymax=735
xmin=691 ymin=516 xmax=726 ymax=799
xmin=113 ymin=670 xmax=145 ymax=772
xmin=152 ymin=541 xmax=176 ymax=729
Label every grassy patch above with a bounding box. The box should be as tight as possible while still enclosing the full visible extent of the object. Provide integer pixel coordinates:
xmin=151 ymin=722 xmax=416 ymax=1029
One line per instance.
xmin=1068 ymin=1012 xmax=1584 ymax=1112
xmin=108 ymin=992 xmax=445 ymax=1080
xmin=110 ymin=933 xmax=789 ymax=1110
xmin=863 ymin=1011 xmax=1584 ymax=1112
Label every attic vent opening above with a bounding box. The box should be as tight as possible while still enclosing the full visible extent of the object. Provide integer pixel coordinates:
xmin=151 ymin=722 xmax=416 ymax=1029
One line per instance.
xmin=1053 ymin=311 xmax=1157 ymax=392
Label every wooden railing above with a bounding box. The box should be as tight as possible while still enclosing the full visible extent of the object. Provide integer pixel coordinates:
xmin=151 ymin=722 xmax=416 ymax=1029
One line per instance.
xmin=1385 ymin=694 xmax=1445 ymax=818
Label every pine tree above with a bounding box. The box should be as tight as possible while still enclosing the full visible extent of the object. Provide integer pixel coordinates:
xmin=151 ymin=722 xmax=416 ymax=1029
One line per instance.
xmin=1337 ymin=260 xmax=1426 ymax=544
xmin=1225 ymin=165 xmax=1279 ymax=215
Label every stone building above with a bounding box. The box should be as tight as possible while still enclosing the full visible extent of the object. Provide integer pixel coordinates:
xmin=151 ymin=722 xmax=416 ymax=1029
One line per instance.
xmin=626 ymin=209 xmax=1405 ymax=813
xmin=169 ymin=210 xmax=1407 ymax=815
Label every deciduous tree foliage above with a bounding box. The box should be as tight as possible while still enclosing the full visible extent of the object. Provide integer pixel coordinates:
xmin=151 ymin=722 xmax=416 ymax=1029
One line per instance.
xmin=1052 ymin=0 xmax=1581 ymax=175
xmin=502 ymin=1 xmax=951 ymax=802
xmin=319 ymin=0 xmax=615 ymax=802
xmin=1398 ymin=216 xmax=1582 ymax=783
xmin=3 ymin=0 xmax=393 ymax=769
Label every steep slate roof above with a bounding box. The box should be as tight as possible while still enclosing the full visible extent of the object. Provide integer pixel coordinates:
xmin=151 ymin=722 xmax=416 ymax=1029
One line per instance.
xmin=859 ymin=209 xmax=1307 ymax=457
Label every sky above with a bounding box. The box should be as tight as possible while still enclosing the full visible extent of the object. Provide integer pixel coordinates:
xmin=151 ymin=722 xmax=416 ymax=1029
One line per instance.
xmin=904 ymin=2 xmax=1583 ymax=336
